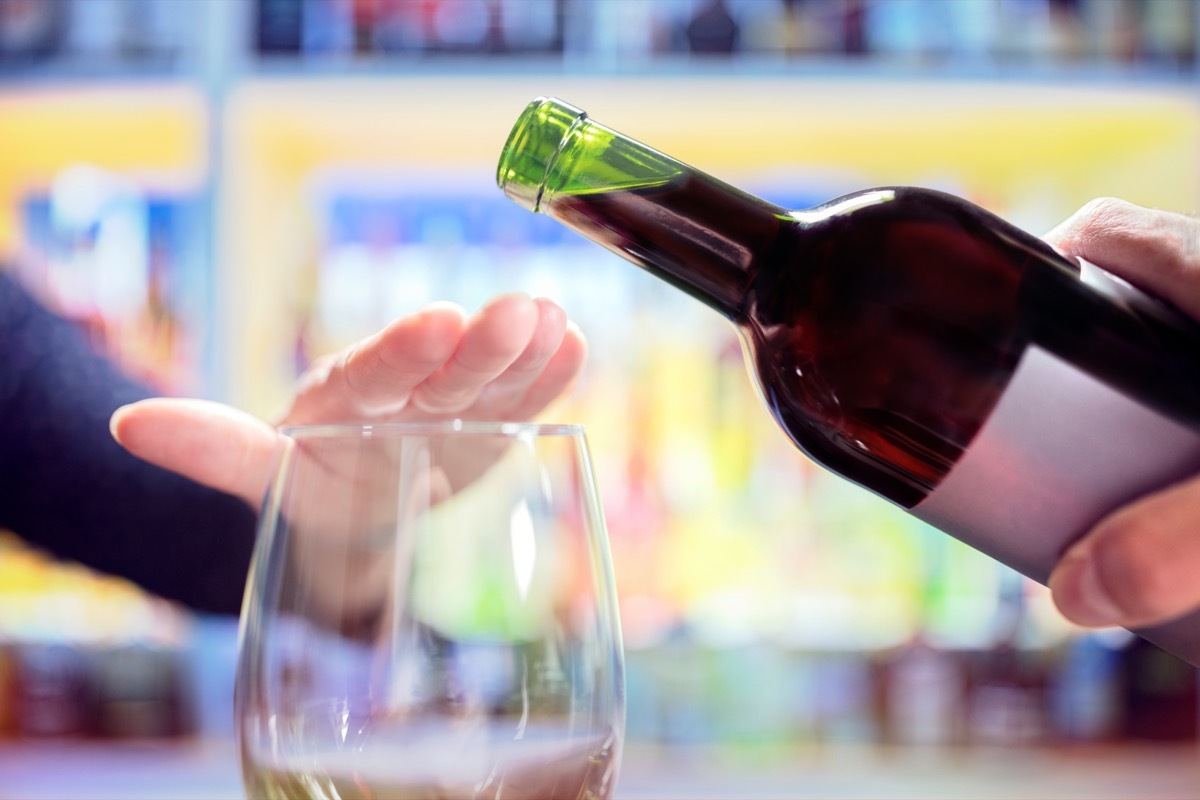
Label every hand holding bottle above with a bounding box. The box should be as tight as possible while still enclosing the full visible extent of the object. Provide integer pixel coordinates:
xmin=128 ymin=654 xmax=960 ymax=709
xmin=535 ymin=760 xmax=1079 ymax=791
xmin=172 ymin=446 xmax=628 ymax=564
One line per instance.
xmin=1045 ymin=199 xmax=1200 ymax=631
xmin=499 ymin=97 xmax=1200 ymax=664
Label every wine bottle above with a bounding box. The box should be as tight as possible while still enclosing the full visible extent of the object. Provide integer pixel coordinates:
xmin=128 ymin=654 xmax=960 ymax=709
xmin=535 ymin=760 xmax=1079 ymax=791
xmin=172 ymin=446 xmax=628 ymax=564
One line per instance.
xmin=496 ymin=97 xmax=1200 ymax=665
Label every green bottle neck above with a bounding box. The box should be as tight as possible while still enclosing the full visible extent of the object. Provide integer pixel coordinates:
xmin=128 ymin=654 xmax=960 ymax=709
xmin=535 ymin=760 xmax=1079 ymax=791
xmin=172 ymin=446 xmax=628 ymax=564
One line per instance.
xmin=498 ymin=98 xmax=785 ymax=322
xmin=497 ymin=98 xmax=683 ymax=212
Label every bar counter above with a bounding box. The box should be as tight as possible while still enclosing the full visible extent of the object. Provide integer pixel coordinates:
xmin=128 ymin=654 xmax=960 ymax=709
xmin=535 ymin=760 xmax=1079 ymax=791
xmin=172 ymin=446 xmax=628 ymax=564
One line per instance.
xmin=1 ymin=740 xmax=1197 ymax=800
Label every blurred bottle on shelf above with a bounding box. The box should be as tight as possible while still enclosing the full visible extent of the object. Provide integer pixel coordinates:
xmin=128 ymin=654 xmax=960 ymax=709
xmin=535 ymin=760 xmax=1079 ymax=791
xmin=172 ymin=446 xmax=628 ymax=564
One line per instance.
xmin=1118 ymin=636 xmax=1199 ymax=742
xmin=685 ymin=0 xmax=739 ymax=55
xmin=0 ymin=0 xmax=65 ymax=64
xmin=14 ymin=642 xmax=93 ymax=739
xmin=91 ymin=644 xmax=190 ymax=739
xmin=112 ymin=0 xmax=182 ymax=64
xmin=965 ymin=574 xmax=1047 ymax=747
xmin=880 ymin=541 xmax=965 ymax=748
xmin=880 ymin=634 xmax=963 ymax=748
xmin=0 ymin=642 xmax=17 ymax=740
xmin=255 ymin=0 xmax=304 ymax=55
xmin=811 ymin=650 xmax=878 ymax=744
xmin=1049 ymin=631 xmax=1123 ymax=742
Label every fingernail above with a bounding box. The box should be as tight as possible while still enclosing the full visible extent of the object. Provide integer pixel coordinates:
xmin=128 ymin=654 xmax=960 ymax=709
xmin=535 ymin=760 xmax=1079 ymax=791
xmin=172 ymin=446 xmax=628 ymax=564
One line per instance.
xmin=1052 ymin=550 xmax=1124 ymax=627
xmin=109 ymin=404 xmax=130 ymax=441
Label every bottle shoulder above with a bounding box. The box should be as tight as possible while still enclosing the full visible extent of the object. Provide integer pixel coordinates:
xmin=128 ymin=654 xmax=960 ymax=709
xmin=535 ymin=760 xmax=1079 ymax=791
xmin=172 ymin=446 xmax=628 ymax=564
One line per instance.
xmin=795 ymin=186 xmax=1052 ymax=254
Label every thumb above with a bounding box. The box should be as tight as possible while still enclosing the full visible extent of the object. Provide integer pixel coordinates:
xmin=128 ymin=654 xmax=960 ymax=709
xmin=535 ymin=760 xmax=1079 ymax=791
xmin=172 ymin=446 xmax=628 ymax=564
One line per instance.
xmin=111 ymin=398 xmax=282 ymax=507
xmin=1049 ymin=475 xmax=1200 ymax=630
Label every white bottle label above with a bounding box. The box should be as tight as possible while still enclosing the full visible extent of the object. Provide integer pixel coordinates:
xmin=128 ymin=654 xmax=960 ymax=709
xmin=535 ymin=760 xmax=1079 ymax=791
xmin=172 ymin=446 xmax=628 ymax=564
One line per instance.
xmin=912 ymin=345 xmax=1200 ymax=586
xmin=912 ymin=262 xmax=1200 ymax=664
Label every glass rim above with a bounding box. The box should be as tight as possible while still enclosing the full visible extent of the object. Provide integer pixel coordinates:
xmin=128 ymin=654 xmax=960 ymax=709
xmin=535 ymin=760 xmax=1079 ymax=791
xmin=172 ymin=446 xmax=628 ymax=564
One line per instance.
xmin=278 ymin=420 xmax=586 ymax=439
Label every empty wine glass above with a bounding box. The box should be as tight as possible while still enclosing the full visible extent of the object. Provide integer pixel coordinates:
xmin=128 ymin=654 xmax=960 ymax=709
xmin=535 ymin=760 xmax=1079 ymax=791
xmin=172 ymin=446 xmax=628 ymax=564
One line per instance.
xmin=235 ymin=422 xmax=624 ymax=800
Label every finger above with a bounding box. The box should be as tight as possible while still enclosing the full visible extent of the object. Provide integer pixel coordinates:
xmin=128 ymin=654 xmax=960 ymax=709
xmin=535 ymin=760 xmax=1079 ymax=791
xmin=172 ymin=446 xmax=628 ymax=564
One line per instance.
xmin=111 ymin=398 xmax=281 ymax=507
xmin=497 ymin=320 xmax=588 ymax=421
xmin=462 ymin=297 xmax=568 ymax=417
xmin=410 ymin=293 xmax=540 ymax=414
xmin=1043 ymin=198 xmax=1200 ymax=319
xmin=1049 ymin=474 xmax=1200 ymax=629
xmin=283 ymin=303 xmax=468 ymax=424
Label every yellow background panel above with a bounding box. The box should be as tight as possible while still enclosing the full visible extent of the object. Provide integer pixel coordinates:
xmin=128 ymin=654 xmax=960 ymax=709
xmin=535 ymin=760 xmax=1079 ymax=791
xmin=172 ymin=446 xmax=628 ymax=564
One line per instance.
xmin=0 ymin=87 xmax=207 ymax=258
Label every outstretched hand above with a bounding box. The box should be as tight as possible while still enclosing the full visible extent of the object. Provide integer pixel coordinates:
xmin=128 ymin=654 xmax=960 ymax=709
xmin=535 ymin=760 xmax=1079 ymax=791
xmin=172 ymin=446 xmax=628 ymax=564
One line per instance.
xmin=1043 ymin=199 xmax=1200 ymax=630
xmin=111 ymin=293 xmax=586 ymax=507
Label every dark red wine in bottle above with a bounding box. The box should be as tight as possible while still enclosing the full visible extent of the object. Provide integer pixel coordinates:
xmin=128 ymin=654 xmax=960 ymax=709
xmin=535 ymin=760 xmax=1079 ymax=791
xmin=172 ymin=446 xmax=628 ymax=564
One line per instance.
xmin=497 ymin=97 xmax=1200 ymax=665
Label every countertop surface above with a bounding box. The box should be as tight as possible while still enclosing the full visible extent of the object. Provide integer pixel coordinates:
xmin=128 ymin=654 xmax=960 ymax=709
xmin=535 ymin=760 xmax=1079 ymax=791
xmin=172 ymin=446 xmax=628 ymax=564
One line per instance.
xmin=0 ymin=739 xmax=1198 ymax=799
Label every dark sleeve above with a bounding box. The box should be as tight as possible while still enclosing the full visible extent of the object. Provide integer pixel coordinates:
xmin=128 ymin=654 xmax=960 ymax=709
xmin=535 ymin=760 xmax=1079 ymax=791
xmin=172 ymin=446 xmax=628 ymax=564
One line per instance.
xmin=0 ymin=273 xmax=256 ymax=615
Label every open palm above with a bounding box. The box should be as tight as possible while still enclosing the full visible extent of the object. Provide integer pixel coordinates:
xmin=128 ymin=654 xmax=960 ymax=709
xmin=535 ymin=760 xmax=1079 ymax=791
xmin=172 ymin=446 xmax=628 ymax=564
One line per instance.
xmin=111 ymin=293 xmax=586 ymax=507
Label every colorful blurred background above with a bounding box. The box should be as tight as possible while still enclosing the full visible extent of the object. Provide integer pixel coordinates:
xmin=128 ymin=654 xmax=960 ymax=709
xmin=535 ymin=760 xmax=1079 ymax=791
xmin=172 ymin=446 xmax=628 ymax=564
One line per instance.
xmin=0 ymin=0 xmax=1198 ymax=797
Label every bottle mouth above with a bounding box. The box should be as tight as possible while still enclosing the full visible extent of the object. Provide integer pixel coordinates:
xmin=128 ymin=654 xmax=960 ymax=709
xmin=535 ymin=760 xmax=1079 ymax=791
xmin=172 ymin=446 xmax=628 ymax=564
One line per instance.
xmin=496 ymin=97 xmax=587 ymax=213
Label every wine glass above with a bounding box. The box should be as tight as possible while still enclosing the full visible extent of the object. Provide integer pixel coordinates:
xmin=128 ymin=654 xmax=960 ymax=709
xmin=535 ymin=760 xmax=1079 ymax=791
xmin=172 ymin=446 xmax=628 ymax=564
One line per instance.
xmin=235 ymin=422 xmax=624 ymax=800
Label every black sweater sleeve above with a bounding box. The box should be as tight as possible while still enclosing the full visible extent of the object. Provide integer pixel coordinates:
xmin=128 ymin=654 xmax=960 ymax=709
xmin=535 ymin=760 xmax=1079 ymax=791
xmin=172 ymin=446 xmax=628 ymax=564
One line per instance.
xmin=0 ymin=273 xmax=256 ymax=615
